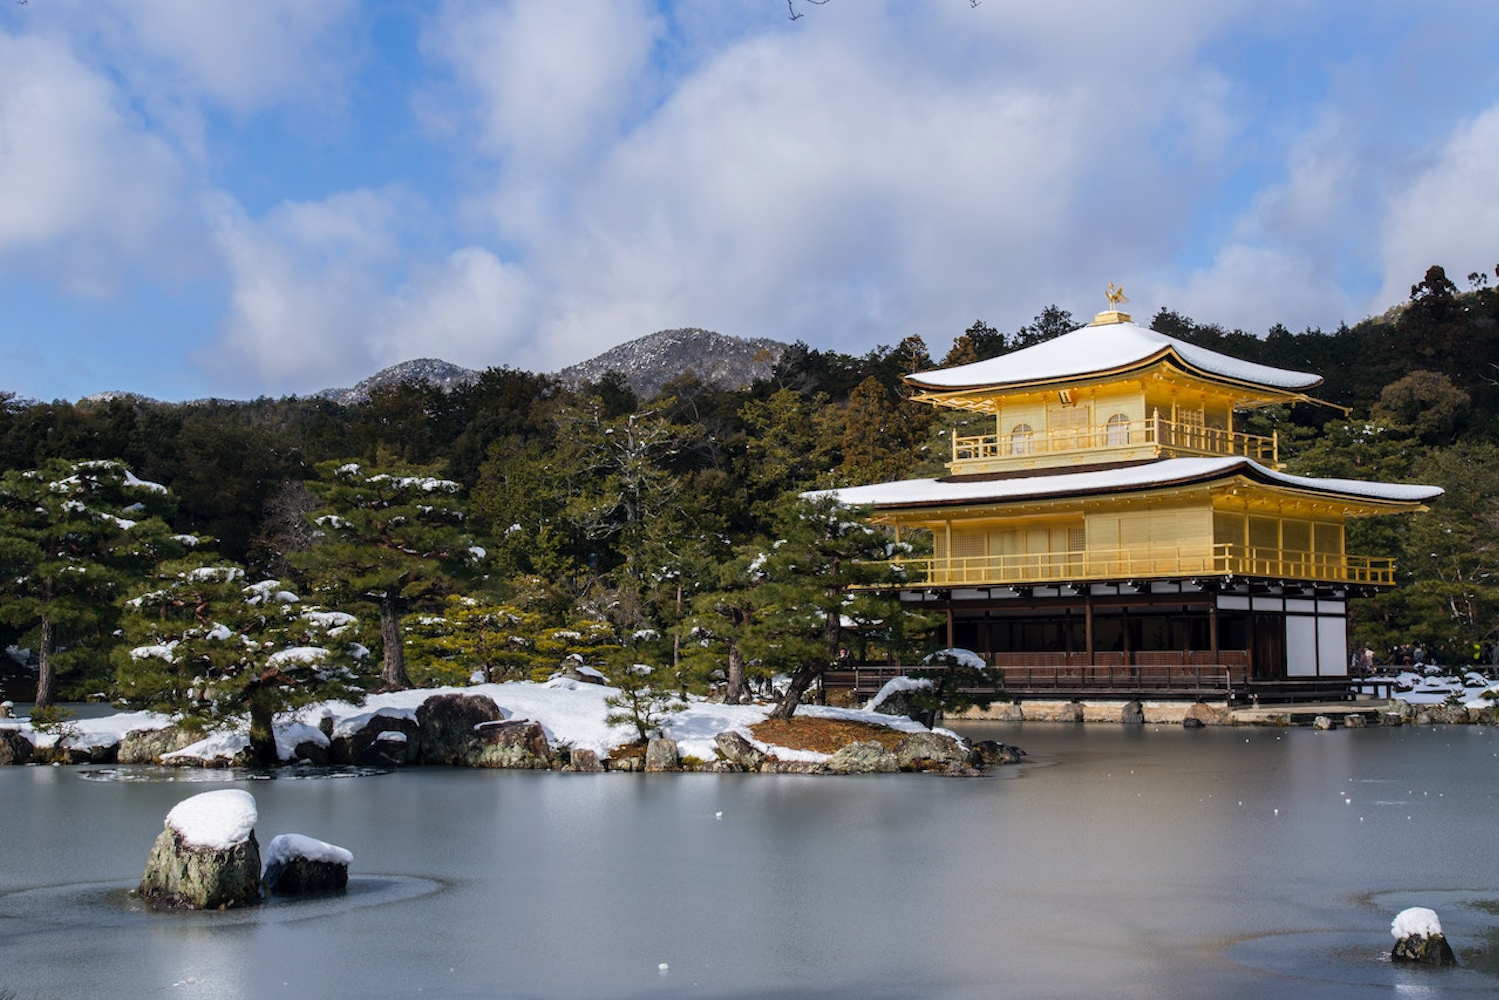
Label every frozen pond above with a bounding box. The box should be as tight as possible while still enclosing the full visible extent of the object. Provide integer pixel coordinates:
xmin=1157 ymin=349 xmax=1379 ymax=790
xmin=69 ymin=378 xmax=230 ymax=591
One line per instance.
xmin=3 ymin=721 xmax=1499 ymax=997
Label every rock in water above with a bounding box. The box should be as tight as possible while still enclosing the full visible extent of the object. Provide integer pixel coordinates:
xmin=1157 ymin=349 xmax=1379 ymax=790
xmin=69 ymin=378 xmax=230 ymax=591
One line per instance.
xmin=824 ymin=741 xmax=898 ymax=774
xmin=262 ymin=833 xmax=352 ymax=896
xmin=472 ymin=719 xmax=553 ymax=769
xmin=138 ymin=789 xmax=262 ymax=910
xmin=0 ymin=729 xmax=34 ymax=766
xmin=644 ymin=736 xmax=681 ymax=772
xmin=1390 ymin=906 xmax=1459 ymax=966
xmin=713 ymin=731 xmax=766 ymax=771
xmin=894 ymin=731 xmax=968 ymax=770
xmin=415 ymin=692 xmax=505 ymax=765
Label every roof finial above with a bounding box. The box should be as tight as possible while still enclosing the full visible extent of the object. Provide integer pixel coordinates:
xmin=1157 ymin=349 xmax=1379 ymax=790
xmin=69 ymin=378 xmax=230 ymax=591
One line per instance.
xmin=1090 ymin=283 xmax=1132 ymax=326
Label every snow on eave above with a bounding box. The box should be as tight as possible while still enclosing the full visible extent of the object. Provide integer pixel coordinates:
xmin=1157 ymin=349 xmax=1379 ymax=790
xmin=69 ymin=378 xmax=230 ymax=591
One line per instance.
xmin=906 ymin=322 xmax=1322 ymax=395
xmin=827 ymin=458 xmax=1443 ymax=511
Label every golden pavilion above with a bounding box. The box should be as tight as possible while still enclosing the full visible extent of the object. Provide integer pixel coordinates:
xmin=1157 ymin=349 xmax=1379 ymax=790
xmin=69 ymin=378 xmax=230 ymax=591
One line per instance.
xmin=831 ymin=293 xmax=1443 ymax=702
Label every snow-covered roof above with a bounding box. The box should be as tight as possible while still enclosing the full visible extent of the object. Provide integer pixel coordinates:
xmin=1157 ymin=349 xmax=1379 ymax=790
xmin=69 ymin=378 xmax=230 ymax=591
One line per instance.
xmin=908 ymin=320 xmax=1322 ymax=393
xmin=824 ymin=457 xmax=1443 ymax=510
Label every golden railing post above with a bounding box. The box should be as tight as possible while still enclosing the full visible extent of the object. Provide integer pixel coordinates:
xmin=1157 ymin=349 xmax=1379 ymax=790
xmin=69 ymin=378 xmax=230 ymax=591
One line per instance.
xmin=1272 ymin=429 xmax=1279 ymax=465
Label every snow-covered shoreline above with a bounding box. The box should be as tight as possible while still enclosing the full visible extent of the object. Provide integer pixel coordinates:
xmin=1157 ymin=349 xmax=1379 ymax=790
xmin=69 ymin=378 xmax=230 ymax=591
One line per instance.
xmin=0 ymin=677 xmax=958 ymax=769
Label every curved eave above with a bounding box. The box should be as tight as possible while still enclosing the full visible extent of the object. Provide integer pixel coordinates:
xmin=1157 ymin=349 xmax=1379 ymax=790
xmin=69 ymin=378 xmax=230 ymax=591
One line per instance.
xmin=907 ymin=348 xmax=1320 ymax=412
xmin=824 ymin=458 xmax=1442 ymax=517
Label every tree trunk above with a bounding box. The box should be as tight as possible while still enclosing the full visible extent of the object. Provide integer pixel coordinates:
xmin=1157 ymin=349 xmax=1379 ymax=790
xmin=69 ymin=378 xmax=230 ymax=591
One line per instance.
xmin=248 ymin=694 xmax=278 ymax=767
xmin=725 ymin=641 xmax=746 ymax=705
xmin=772 ymin=661 xmax=822 ymax=721
xmin=34 ymin=614 xmax=57 ymax=708
xmin=380 ymin=599 xmax=412 ymax=690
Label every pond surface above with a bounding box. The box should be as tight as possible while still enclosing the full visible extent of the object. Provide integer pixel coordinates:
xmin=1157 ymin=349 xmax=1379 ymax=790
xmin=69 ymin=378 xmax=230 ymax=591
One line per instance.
xmin=3 ymin=721 xmax=1499 ymax=998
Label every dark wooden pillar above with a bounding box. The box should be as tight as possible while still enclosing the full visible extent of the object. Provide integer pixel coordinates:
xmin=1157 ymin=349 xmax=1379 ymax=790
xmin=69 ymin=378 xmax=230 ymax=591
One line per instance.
xmin=1085 ymin=592 xmax=1095 ymax=665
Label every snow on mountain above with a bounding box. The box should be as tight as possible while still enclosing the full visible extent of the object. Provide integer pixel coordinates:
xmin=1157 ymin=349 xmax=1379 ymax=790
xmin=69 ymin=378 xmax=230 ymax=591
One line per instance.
xmin=555 ymin=328 xmax=786 ymax=400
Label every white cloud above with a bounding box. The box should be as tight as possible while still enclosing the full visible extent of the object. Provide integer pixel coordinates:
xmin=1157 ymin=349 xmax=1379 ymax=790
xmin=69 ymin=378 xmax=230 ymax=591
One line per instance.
xmin=203 ymin=190 xmax=414 ymax=393
xmin=372 ymin=248 xmax=540 ymax=371
xmin=85 ymin=0 xmax=360 ymax=116
xmin=1375 ymin=104 xmax=1499 ymax=307
xmin=1155 ymin=244 xmax=1357 ymax=336
xmin=423 ymin=0 xmax=661 ymax=169
xmin=0 ymin=32 xmax=204 ymax=295
xmin=498 ymin=5 xmax=1258 ymax=367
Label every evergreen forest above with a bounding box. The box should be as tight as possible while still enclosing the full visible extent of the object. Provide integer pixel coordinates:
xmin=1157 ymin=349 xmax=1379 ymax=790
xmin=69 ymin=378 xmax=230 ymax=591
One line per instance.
xmin=4 ymin=263 xmax=1498 ymax=718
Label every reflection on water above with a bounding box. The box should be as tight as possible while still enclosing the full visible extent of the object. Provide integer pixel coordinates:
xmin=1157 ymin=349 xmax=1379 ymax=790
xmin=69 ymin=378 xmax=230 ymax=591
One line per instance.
xmin=2 ymin=722 xmax=1498 ymax=998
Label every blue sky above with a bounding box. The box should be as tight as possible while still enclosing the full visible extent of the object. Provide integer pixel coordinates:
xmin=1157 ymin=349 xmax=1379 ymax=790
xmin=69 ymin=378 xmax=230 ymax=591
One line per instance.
xmin=3 ymin=0 xmax=1498 ymax=403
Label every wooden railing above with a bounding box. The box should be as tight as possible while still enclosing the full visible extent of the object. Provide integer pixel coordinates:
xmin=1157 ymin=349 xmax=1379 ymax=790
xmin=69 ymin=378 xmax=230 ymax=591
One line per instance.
xmin=879 ymin=543 xmax=1395 ymax=587
xmin=825 ymin=662 xmax=1249 ymax=698
xmin=953 ymin=413 xmax=1278 ymax=466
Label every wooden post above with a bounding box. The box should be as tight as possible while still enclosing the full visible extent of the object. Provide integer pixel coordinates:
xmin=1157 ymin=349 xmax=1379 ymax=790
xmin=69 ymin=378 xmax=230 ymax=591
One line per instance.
xmin=1085 ymin=592 xmax=1095 ymax=666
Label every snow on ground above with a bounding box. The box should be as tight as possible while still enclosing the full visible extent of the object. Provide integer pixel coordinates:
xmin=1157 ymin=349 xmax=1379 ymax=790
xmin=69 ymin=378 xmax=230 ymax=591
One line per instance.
xmin=164 ymin=730 xmax=250 ymax=764
xmin=264 ymin=832 xmax=353 ymax=868
xmin=0 ymin=709 xmax=174 ymax=750
xmin=0 ymin=676 xmax=950 ymax=765
xmin=1354 ymin=669 xmax=1499 ymax=707
xmin=165 ymin=789 xmax=257 ymax=849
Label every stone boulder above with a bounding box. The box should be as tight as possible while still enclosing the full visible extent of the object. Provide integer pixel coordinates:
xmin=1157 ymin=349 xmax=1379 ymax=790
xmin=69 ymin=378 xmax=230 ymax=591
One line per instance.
xmin=1344 ymin=713 xmax=1368 ymax=729
xmin=714 ymin=731 xmax=766 ymax=771
xmin=824 ymin=740 xmax=899 ymax=774
xmin=471 ymin=719 xmax=553 ymax=769
xmin=138 ymin=789 xmax=262 ymax=910
xmin=0 ymin=728 xmax=34 ymax=766
xmin=1391 ymin=907 xmax=1458 ymax=966
xmin=1312 ymin=715 xmax=1336 ymax=730
xmin=261 ymin=834 xmax=351 ymax=896
xmin=968 ymin=740 xmax=1025 ymax=767
xmin=1120 ymin=700 xmax=1145 ymax=725
xmin=331 ymin=711 xmax=420 ymax=767
xmin=415 ymin=693 xmax=505 ymax=765
xmin=567 ymin=748 xmax=604 ymax=772
xmin=644 ymin=737 xmax=680 ymax=773
xmin=119 ymin=726 xmax=202 ymax=765
xmin=894 ymin=731 xmax=968 ymax=771
xmin=866 ymin=679 xmax=933 ymax=725
xmin=1184 ymin=702 xmax=1229 ymax=727
xmin=1435 ymin=704 xmax=1472 ymax=725
xmin=761 ymin=760 xmax=826 ymax=774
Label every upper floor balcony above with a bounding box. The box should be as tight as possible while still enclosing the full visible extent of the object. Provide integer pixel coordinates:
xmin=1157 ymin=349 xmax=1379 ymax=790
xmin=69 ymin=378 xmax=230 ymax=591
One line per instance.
xmin=880 ymin=543 xmax=1395 ymax=589
xmin=950 ymin=412 xmax=1279 ymax=475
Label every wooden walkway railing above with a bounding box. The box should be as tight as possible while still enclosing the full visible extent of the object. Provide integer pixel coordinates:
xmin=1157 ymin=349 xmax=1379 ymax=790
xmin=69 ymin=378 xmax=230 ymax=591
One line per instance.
xmin=825 ymin=664 xmax=1357 ymax=704
xmin=825 ymin=663 xmax=1246 ymax=699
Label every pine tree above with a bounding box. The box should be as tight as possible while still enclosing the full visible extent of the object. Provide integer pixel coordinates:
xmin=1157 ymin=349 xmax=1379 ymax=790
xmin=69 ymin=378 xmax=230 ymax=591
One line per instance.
xmin=296 ymin=461 xmax=485 ymax=690
xmin=0 ymin=460 xmax=191 ymax=706
xmin=405 ymin=596 xmax=552 ymax=685
xmin=741 ymin=492 xmax=929 ymax=720
xmin=115 ymin=562 xmax=368 ymax=764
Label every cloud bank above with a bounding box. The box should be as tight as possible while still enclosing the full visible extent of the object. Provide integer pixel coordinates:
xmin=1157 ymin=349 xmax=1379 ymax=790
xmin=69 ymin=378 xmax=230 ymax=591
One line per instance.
xmin=2 ymin=0 xmax=1497 ymax=401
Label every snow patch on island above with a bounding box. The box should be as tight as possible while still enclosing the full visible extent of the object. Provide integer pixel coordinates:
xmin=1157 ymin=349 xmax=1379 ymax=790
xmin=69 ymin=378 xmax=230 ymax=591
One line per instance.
xmin=1391 ymin=907 xmax=1443 ymax=939
xmin=263 ymin=832 xmax=352 ymax=869
xmin=166 ymin=789 xmax=257 ymax=849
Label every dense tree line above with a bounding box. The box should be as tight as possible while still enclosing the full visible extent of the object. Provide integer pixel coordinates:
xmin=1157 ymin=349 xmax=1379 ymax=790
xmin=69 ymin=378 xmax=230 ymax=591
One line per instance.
xmin=3 ymin=263 xmax=1499 ymax=729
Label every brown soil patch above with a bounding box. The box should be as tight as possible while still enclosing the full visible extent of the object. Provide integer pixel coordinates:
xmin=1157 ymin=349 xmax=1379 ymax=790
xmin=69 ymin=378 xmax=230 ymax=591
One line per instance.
xmin=749 ymin=716 xmax=906 ymax=755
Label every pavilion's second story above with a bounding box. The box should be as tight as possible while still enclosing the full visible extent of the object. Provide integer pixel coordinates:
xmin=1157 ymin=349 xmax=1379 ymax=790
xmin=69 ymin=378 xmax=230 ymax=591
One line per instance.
xmin=830 ymin=457 xmax=1443 ymax=592
xmin=944 ymin=383 xmax=1280 ymax=474
xmin=907 ymin=309 xmax=1321 ymax=476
